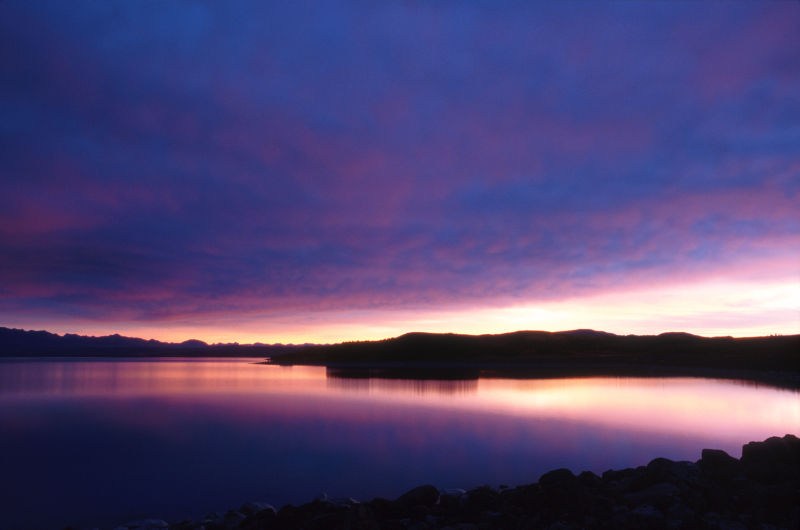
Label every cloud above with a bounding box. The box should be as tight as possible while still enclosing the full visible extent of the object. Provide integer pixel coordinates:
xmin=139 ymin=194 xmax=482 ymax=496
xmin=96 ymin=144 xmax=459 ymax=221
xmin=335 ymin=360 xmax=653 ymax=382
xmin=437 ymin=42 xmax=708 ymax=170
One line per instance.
xmin=0 ymin=1 xmax=798 ymax=338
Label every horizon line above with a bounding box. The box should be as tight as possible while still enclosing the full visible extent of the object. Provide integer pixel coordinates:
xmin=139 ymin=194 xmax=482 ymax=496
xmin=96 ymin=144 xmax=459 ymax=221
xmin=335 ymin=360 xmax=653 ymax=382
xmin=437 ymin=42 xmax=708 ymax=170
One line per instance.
xmin=2 ymin=324 xmax=796 ymax=348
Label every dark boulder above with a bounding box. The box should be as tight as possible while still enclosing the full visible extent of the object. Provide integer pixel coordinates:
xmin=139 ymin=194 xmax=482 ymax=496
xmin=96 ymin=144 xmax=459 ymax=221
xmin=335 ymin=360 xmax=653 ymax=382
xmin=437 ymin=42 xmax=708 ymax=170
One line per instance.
xmin=537 ymin=468 xmax=586 ymax=523
xmin=464 ymin=485 xmax=499 ymax=512
xmin=396 ymin=484 xmax=440 ymax=507
xmin=539 ymin=468 xmax=577 ymax=488
xmin=365 ymin=497 xmax=401 ymax=520
xmin=624 ymin=482 xmax=680 ymax=510
xmin=222 ymin=510 xmax=246 ymax=529
xmin=602 ymin=466 xmax=639 ymax=491
xmin=602 ymin=467 xmax=638 ymax=480
xmin=629 ymin=458 xmax=673 ymax=490
xmin=741 ymin=434 xmax=800 ymax=483
xmin=438 ymin=488 xmax=466 ymax=513
xmin=115 ymin=520 xmax=169 ymax=530
xmin=630 ymin=458 xmax=699 ymax=492
xmin=629 ymin=504 xmax=665 ymax=526
xmin=699 ymin=448 xmax=741 ymax=480
xmin=238 ymin=503 xmax=278 ymax=530
xmin=239 ymin=501 xmax=276 ymax=517
xmin=303 ymin=510 xmax=349 ymax=530
xmin=577 ymin=470 xmax=603 ymax=488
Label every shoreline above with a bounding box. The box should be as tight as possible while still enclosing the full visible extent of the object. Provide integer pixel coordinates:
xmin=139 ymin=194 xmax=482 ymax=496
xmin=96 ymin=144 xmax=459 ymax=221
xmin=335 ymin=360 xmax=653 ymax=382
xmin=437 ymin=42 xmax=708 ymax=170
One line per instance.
xmin=105 ymin=434 xmax=800 ymax=530
xmin=270 ymin=361 xmax=800 ymax=391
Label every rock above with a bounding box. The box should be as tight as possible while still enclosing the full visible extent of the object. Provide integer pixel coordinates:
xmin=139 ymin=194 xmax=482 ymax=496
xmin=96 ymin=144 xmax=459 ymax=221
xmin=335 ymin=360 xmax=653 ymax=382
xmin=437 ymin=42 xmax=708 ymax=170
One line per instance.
xmin=367 ymin=496 xmax=402 ymax=520
xmin=602 ymin=467 xmax=639 ymax=492
xmin=115 ymin=520 xmax=169 ymax=530
xmin=329 ymin=497 xmax=359 ymax=507
xmin=741 ymin=434 xmax=800 ymax=482
xmin=438 ymin=489 xmax=465 ymax=513
xmin=238 ymin=505 xmax=278 ymax=530
xmin=239 ymin=501 xmax=276 ymax=516
xmin=539 ymin=468 xmax=577 ymax=488
xmin=666 ymin=460 xmax=700 ymax=483
xmin=642 ymin=458 xmax=674 ymax=484
xmin=630 ymin=504 xmax=664 ymax=522
xmin=537 ymin=468 xmax=583 ymax=521
xmin=222 ymin=510 xmax=246 ymax=529
xmin=304 ymin=510 xmax=348 ymax=530
xmin=276 ymin=503 xmax=298 ymax=521
xmin=203 ymin=511 xmax=224 ymax=524
xmin=441 ymin=487 xmax=466 ymax=497
xmin=699 ymin=448 xmax=741 ymax=479
xmin=666 ymin=502 xmax=695 ymax=525
xmin=630 ymin=457 xmax=700 ymax=492
xmin=577 ymin=470 xmax=602 ymax=488
xmin=408 ymin=503 xmax=430 ymax=520
xmin=464 ymin=485 xmax=498 ymax=512
xmin=543 ymin=521 xmax=572 ymax=529
xmin=703 ymin=511 xmax=748 ymax=529
xmin=624 ymin=481 xmax=680 ymax=510
xmin=165 ymin=520 xmax=198 ymax=530
xmin=717 ymin=520 xmax=747 ymax=530
xmin=396 ymin=484 xmax=440 ymax=507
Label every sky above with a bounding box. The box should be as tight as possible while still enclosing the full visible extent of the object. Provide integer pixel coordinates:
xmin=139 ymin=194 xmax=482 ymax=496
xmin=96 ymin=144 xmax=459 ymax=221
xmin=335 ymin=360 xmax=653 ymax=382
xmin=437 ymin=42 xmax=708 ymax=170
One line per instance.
xmin=1 ymin=1 xmax=798 ymax=344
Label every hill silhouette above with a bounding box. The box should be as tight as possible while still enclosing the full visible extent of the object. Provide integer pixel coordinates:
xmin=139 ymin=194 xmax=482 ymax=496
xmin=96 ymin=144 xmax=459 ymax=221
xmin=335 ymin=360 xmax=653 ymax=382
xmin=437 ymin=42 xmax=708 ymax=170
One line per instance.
xmin=270 ymin=330 xmax=799 ymax=386
xmin=0 ymin=326 xmax=302 ymax=357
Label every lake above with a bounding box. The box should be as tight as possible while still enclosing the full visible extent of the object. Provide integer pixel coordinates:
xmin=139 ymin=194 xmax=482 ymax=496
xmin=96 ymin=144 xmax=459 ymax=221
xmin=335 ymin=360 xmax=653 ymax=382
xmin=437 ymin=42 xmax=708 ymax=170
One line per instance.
xmin=0 ymin=358 xmax=797 ymax=529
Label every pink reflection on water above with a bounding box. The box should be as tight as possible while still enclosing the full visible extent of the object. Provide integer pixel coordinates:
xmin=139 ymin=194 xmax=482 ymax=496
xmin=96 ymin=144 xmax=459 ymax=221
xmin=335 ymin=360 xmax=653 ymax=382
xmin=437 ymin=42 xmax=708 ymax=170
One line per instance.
xmin=0 ymin=358 xmax=326 ymax=397
xmin=1 ymin=358 xmax=796 ymax=455
xmin=468 ymin=378 xmax=799 ymax=452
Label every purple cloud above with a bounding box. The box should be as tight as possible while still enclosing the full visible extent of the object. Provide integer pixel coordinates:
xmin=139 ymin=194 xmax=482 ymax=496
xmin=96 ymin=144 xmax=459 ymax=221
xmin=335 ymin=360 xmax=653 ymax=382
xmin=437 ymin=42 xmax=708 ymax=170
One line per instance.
xmin=0 ymin=1 xmax=798 ymax=337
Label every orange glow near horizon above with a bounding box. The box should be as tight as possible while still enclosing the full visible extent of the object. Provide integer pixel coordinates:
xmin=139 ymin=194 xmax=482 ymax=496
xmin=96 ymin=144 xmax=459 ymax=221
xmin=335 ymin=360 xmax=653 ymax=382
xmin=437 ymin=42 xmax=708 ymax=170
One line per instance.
xmin=23 ymin=276 xmax=800 ymax=344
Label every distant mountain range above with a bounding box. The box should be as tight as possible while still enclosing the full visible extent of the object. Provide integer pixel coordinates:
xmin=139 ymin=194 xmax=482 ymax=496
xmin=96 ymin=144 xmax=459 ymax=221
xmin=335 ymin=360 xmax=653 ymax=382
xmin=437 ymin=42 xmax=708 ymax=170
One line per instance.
xmin=0 ymin=326 xmax=304 ymax=357
xmin=3 ymin=326 xmax=797 ymax=373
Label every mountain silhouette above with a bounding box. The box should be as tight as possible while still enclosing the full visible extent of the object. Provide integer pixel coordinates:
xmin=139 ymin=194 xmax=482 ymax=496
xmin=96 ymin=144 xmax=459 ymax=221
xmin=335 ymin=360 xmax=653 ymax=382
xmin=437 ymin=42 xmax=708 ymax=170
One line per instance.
xmin=270 ymin=329 xmax=799 ymax=381
xmin=0 ymin=326 xmax=302 ymax=357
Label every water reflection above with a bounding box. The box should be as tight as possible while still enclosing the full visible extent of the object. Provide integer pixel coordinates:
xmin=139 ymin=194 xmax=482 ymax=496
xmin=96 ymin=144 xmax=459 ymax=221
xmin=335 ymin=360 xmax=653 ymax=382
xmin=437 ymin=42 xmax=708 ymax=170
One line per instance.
xmin=1 ymin=358 xmax=796 ymax=441
xmin=0 ymin=358 xmax=797 ymax=530
xmin=327 ymin=374 xmax=479 ymax=395
xmin=0 ymin=358 xmax=326 ymax=397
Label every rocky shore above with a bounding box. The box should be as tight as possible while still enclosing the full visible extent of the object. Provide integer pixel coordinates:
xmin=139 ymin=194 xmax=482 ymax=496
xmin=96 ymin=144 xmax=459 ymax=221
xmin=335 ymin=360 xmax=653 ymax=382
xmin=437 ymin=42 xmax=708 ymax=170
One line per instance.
xmin=109 ymin=435 xmax=799 ymax=530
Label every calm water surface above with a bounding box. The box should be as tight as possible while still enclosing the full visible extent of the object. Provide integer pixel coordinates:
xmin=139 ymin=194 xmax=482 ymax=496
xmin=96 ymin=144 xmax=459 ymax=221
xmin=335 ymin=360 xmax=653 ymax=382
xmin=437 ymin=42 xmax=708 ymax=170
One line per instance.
xmin=0 ymin=358 xmax=797 ymax=529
